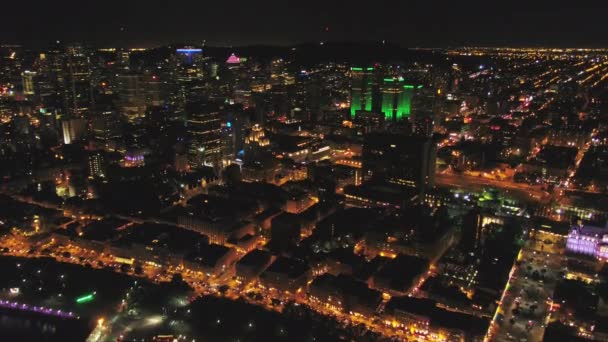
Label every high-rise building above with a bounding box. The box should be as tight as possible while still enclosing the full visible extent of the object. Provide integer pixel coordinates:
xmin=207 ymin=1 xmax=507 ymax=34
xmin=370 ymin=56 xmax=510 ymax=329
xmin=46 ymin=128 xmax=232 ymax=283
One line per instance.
xmin=270 ymin=58 xmax=292 ymax=86
xmin=21 ymin=70 xmax=36 ymax=96
xmin=245 ymin=124 xmax=270 ymax=149
xmin=145 ymin=74 xmax=163 ymax=106
xmin=175 ymin=47 xmax=205 ymax=87
xmin=220 ymin=106 xmax=248 ymax=166
xmin=354 ymin=111 xmax=385 ymax=134
xmin=62 ymin=118 xmax=86 ymax=145
xmin=362 ymin=133 xmax=436 ymax=193
xmin=117 ymin=73 xmax=144 ymax=105
xmin=87 ymin=151 xmax=106 ymax=178
xmin=63 ymin=46 xmax=92 ymax=117
xmin=36 ymin=47 xmax=65 ymax=108
xmin=350 ymin=67 xmax=375 ymax=118
xmin=411 ymin=110 xmax=435 ymax=137
xmin=461 ymin=209 xmax=483 ymax=252
xmin=176 ymin=47 xmax=203 ymax=66
xmin=226 ymin=53 xmax=241 ymax=66
xmin=116 ymin=49 xmax=131 ymax=68
xmin=116 ymin=73 xmax=146 ymax=120
xmin=208 ymin=63 xmax=219 ymax=78
xmin=186 ymin=101 xmax=221 ymax=169
xmin=380 ymin=78 xmax=421 ymax=122
xmin=91 ymin=109 xmax=122 ymax=150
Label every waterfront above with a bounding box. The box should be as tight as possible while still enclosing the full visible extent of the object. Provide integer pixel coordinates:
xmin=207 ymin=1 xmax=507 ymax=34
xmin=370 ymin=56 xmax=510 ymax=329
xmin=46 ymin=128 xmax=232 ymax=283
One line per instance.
xmin=0 ymin=309 xmax=91 ymax=342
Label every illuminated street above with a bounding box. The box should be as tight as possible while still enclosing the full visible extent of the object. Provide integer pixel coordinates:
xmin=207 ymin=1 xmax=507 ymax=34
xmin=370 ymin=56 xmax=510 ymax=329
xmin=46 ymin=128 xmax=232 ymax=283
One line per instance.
xmin=1 ymin=12 xmax=608 ymax=341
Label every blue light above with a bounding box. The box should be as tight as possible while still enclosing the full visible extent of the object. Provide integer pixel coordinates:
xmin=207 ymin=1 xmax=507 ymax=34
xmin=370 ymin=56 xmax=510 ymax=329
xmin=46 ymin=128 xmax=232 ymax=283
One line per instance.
xmin=226 ymin=121 xmax=232 ymax=128
xmin=176 ymin=49 xmax=202 ymax=53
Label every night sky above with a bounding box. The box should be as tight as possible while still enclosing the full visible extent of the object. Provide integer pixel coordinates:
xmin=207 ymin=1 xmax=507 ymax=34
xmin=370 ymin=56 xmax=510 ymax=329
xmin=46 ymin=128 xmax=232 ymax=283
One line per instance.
xmin=2 ymin=0 xmax=607 ymax=47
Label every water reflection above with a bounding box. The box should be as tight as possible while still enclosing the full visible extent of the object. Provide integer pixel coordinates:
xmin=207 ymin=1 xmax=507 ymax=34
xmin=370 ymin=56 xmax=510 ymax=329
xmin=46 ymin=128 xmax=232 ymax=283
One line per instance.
xmin=0 ymin=312 xmax=89 ymax=341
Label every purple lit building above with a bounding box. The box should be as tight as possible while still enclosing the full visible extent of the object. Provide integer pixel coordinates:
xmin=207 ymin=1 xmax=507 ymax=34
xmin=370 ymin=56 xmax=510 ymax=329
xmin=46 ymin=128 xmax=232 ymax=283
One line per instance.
xmin=566 ymin=223 xmax=608 ymax=260
xmin=226 ymin=53 xmax=241 ymax=65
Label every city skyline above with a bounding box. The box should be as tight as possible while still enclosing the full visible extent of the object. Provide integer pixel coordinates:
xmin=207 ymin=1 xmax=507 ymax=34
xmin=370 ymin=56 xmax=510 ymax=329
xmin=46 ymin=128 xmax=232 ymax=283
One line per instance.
xmin=1 ymin=4 xmax=608 ymax=341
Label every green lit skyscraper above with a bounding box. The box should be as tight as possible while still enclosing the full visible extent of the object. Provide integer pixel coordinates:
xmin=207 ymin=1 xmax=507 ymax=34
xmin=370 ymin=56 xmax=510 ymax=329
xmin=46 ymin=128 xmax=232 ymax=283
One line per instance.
xmin=380 ymin=78 xmax=420 ymax=122
xmin=350 ymin=67 xmax=374 ymax=118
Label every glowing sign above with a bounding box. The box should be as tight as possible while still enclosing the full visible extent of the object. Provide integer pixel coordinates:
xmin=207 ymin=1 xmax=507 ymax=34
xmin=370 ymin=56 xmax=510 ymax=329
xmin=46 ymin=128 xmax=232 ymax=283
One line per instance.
xmin=176 ymin=49 xmax=202 ymax=53
xmin=114 ymin=257 xmax=134 ymax=265
xmin=76 ymin=293 xmax=95 ymax=303
xmin=226 ymin=53 xmax=241 ymax=64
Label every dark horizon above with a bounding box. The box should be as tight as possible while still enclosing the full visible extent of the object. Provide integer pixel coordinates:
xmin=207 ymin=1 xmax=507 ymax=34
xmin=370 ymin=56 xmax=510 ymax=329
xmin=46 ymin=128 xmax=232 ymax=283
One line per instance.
xmin=2 ymin=0 xmax=608 ymax=48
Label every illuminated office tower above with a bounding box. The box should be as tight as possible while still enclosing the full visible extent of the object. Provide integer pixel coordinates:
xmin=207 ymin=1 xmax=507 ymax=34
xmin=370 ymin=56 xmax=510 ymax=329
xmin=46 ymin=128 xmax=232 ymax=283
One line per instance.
xmin=21 ymin=70 xmax=36 ymax=96
xmin=117 ymin=49 xmax=130 ymax=68
xmin=145 ymin=74 xmax=163 ymax=106
xmin=117 ymin=73 xmax=144 ymax=104
xmin=91 ymin=109 xmax=122 ymax=151
xmin=176 ymin=47 xmax=204 ymax=81
xmin=62 ymin=118 xmax=86 ymax=145
xmin=186 ymin=101 xmax=221 ymax=169
xmin=173 ymin=47 xmax=205 ymax=108
xmin=380 ymin=78 xmax=420 ymax=122
xmin=350 ymin=67 xmax=374 ymax=118
xmin=363 ymin=133 xmax=436 ymax=193
xmin=208 ymin=63 xmax=219 ymax=78
xmin=176 ymin=47 xmax=203 ymax=65
xmin=37 ymin=47 xmax=65 ymax=101
xmin=88 ymin=151 xmax=106 ymax=178
xmin=116 ymin=72 xmax=147 ymax=121
xmin=63 ymin=46 xmax=92 ymax=117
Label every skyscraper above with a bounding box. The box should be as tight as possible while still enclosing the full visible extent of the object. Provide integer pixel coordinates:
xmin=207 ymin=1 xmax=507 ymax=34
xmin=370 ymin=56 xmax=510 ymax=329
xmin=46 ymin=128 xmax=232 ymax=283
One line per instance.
xmin=220 ymin=105 xmax=247 ymax=166
xmin=117 ymin=73 xmax=145 ymax=105
xmin=116 ymin=72 xmax=146 ymax=121
xmin=36 ymin=46 xmax=65 ymax=111
xmin=350 ymin=67 xmax=375 ymax=118
xmin=63 ymin=46 xmax=92 ymax=117
xmin=362 ymin=133 xmax=436 ymax=193
xmin=87 ymin=151 xmax=106 ymax=178
xmin=380 ymin=78 xmax=420 ymax=122
xmin=62 ymin=118 xmax=86 ymax=145
xmin=90 ymin=109 xmax=122 ymax=151
xmin=176 ymin=47 xmax=203 ymax=66
xmin=21 ymin=70 xmax=36 ymax=96
xmin=186 ymin=101 xmax=221 ymax=169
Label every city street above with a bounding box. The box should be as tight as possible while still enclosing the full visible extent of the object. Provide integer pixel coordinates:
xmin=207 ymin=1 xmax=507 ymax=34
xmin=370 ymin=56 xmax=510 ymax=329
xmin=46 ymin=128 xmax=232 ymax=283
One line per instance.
xmin=436 ymin=173 xmax=553 ymax=204
xmin=487 ymin=231 xmax=566 ymax=342
xmin=0 ymin=233 xmax=422 ymax=341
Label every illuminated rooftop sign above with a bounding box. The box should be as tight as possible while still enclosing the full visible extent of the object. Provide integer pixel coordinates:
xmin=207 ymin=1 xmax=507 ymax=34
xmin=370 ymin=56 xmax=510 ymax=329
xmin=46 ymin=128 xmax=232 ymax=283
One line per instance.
xmin=76 ymin=293 xmax=95 ymax=304
xmin=176 ymin=49 xmax=202 ymax=53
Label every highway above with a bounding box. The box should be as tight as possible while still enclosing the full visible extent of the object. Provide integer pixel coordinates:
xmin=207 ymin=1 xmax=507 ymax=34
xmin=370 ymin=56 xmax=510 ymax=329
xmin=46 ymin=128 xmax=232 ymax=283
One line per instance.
xmin=436 ymin=173 xmax=553 ymax=204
